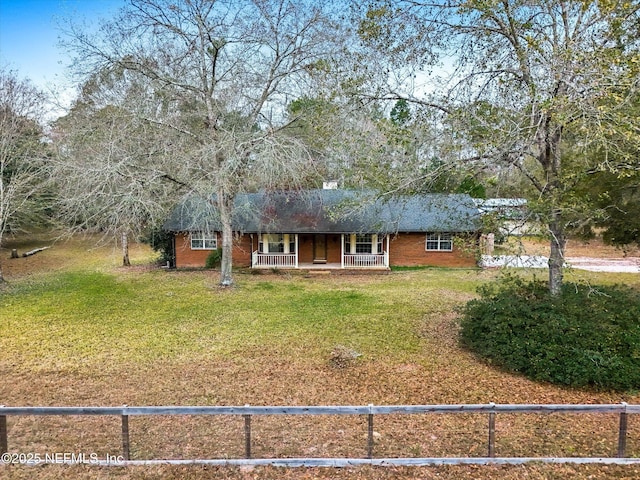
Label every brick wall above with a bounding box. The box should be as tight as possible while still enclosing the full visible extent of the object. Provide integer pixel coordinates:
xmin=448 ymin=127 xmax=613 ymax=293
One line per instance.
xmin=388 ymin=233 xmax=477 ymax=267
xmin=175 ymin=232 xmax=208 ymax=267
xmin=232 ymin=234 xmax=252 ymax=267
xmin=174 ymin=232 xmax=252 ymax=268
xmin=174 ymin=232 xmax=477 ymax=268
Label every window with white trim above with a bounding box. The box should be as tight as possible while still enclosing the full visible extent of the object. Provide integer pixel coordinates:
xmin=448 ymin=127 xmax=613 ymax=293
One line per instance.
xmin=426 ymin=233 xmax=453 ymax=251
xmin=190 ymin=231 xmax=217 ymax=250
xmin=259 ymin=234 xmax=296 ymax=254
xmin=355 ymin=233 xmax=373 ymax=253
xmin=346 ymin=234 xmax=384 ymax=254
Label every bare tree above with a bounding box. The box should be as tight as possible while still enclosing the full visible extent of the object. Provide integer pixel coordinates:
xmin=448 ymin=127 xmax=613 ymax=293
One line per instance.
xmin=59 ymin=0 xmax=344 ymax=285
xmin=0 ymin=69 xmax=50 ymax=281
xmin=53 ymin=97 xmax=179 ymax=266
xmin=355 ymin=0 xmax=640 ymax=294
xmin=51 ymin=65 xmax=187 ymax=266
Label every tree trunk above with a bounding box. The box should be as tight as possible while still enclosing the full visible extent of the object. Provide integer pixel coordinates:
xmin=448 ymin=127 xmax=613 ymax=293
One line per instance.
xmin=0 ymin=230 xmax=4 ymax=281
xmin=217 ymin=191 xmax=234 ymax=287
xmin=121 ymin=232 xmax=131 ymax=267
xmin=548 ymin=212 xmax=566 ymax=296
xmin=544 ymin=121 xmax=565 ymax=296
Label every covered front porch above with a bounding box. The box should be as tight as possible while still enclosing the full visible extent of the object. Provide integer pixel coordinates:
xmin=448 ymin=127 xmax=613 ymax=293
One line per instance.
xmin=251 ymin=233 xmax=390 ymax=270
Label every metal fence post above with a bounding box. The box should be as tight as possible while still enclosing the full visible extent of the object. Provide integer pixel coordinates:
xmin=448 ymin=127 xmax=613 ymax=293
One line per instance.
xmin=367 ymin=404 xmax=374 ymax=459
xmin=244 ymin=404 xmax=252 ymax=459
xmin=617 ymin=402 xmax=628 ymax=458
xmin=488 ymin=410 xmax=496 ymax=457
xmin=0 ymin=406 xmax=7 ymax=455
xmin=121 ymin=405 xmax=130 ymax=461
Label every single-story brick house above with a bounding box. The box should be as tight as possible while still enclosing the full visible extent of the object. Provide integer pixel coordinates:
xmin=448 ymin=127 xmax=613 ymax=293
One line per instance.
xmin=163 ymin=189 xmax=481 ymax=270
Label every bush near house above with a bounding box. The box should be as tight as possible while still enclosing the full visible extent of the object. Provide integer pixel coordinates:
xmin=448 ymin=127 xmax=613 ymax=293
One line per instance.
xmin=460 ymin=275 xmax=640 ymax=392
xmin=205 ymin=249 xmax=222 ymax=268
xmin=140 ymin=226 xmax=174 ymax=266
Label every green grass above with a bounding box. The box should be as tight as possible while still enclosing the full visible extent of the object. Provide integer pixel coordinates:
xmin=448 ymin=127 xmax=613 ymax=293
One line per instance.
xmin=0 ymin=267 xmax=487 ymax=371
xmin=2 ymin=240 xmax=640 ymax=479
xmin=390 ymin=265 xmax=480 ymax=272
xmin=2 ymin=246 xmax=638 ymax=374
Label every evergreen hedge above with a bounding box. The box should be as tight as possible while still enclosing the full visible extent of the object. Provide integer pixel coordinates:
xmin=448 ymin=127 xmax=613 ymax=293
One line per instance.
xmin=460 ymin=275 xmax=640 ymax=391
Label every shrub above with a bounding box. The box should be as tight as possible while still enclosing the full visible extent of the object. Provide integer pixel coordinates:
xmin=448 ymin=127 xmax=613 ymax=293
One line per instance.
xmin=140 ymin=227 xmax=174 ymax=266
xmin=205 ymin=250 xmax=222 ymax=269
xmin=460 ymin=275 xmax=640 ymax=391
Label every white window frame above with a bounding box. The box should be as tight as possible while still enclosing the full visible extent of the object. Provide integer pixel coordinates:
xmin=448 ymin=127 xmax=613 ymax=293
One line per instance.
xmin=426 ymin=233 xmax=453 ymax=251
xmin=259 ymin=234 xmax=295 ymax=254
xmin=190 ymin=231 xmax=218 ymax=250
xmin=346 ymin=233 xmax=384 ymax=254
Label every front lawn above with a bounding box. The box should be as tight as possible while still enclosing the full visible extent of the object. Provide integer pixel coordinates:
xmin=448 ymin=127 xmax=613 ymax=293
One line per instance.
xmin=1 ymin=235 xmax=639 ymax=479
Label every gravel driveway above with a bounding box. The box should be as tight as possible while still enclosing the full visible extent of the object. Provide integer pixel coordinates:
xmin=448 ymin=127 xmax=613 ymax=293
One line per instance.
xmin=565 ymin=257 xmax=640 ymax=273
xmin=481 ymin=255 xmax=640 ymax=273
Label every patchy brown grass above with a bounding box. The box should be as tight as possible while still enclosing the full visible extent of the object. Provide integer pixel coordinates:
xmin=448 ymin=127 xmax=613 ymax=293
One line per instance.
xmin=1 ymin=234 xmax=639 ymax=480
xmin=3 ymin=347 xmax=638 ymax=478
xmin=2 ymin=464 xmax=640 ymax=480
xmin=1 ymin=232 xmax=157 ymax=281
xmin=1 ymin=464 xmax=639 ymax=480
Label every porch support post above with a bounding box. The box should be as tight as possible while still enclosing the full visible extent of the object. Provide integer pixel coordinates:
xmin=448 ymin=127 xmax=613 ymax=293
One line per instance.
xmin=250 ymin=234 xmax=254 ymax=268
xmin=341 ymin=234 xmax=345 ymax=269
xmin=385 ymin=235 xmax=390 ymax=267
xmin=295 ymin=234 xmax=299 ymax=268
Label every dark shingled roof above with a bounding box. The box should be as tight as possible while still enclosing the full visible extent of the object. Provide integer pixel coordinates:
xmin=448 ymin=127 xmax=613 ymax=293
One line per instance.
xmin=163 ymin=189 xmax=481 ymax=234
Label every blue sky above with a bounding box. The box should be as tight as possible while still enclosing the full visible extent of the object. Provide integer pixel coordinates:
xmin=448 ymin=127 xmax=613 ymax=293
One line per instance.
xmin=0 ymin=0 xmax=125 ymax=94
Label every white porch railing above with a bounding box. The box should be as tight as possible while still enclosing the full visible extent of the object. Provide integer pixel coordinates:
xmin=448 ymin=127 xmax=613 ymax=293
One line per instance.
xmin=252 ymin=251 xmax=297 ymax=268
xmin=342 ymin=253 xmax=388 ymax=268
xmin=251 ymin=252 xmax=389 ymax=269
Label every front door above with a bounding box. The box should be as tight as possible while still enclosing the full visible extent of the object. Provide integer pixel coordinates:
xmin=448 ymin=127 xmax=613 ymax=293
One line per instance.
xmin=313 ymin=234 xmax=327 ymax=263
